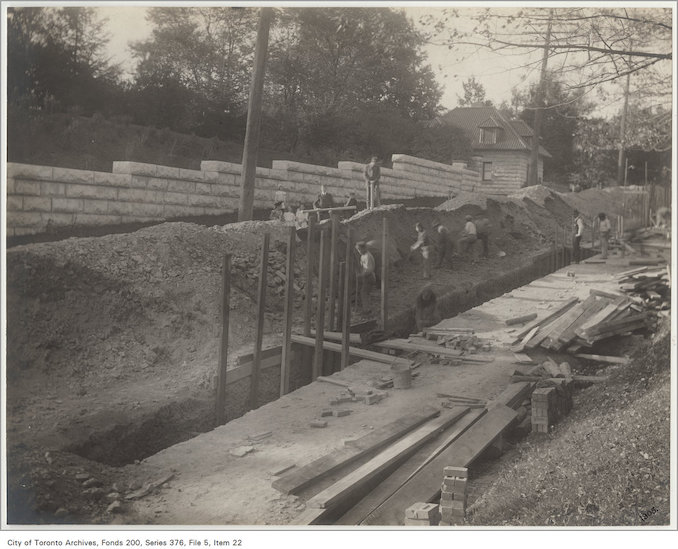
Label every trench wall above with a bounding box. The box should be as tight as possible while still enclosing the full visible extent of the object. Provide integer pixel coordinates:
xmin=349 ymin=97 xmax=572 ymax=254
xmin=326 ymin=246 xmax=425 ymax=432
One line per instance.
xmin=6 ymin=154 xmax=484 ymax=237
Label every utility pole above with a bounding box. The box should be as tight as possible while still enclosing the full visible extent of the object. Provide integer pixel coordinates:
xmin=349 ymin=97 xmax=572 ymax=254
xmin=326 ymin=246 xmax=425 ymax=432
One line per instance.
xmin=528 ymin=11 xmax=553 ymax=187
xmin=238 ymin=7 xmax=273 ymax=221
xmin=616 ymin=71 xmax=631 ymax=186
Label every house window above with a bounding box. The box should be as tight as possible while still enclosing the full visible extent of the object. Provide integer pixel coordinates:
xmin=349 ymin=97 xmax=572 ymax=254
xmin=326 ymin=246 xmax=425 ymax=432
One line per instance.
xmin=480 ymin=128 xmax=497 ymax=144
xmin=482 ymin=162 xmax=493 ymax=181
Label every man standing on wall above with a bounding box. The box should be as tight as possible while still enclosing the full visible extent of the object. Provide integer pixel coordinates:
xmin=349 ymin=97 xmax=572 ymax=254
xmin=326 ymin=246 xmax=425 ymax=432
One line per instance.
xmin=572 ymin=210 xmax=584 ymax=263
xmin=363 ymin=156 xmax=381 ymax=210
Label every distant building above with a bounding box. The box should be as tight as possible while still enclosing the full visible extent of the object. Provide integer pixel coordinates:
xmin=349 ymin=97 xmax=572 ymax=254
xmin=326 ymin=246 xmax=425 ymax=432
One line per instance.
xmin=435 ymin=105 xmax=552 ymax=194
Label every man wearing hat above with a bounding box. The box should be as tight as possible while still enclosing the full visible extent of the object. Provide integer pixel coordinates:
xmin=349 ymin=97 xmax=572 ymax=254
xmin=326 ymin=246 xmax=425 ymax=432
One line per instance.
xmin=355 ymin=241 xmax=376 ymax=314
xmin=433 ymin=221 xmax=455 ymax=269
xmin=458 ymin=214 xmax=478 ymax=256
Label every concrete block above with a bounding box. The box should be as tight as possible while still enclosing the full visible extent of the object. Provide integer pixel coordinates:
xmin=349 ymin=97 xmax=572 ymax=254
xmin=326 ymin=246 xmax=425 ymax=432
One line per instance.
xmin=200 ymin=160 xmax=241 ymax=173
xmin=6 ymin=195 xmax=23 ymax=211
xmin=66 ymin=184 xmax=118 ymax=200
xmin=93 ymin=172 xmax=133 ymax=187
xmin=211 ymin=182 xmax=239 ymax=197
xmin=52 ymin=167 xmax=94 ymax=184
xmin=156 ymin=165 xmax=181 ymax=178
xmin=42 ymin=212 xmax=74 ymax=227
xmin=82 ymin=199 xmax=110 ymax=215
xmin=7 ymin=177 xmax=16 ymax=194
xmin=403 ymin=518 xmax=430 ymax=526
xmin=162 ymin=204 xmax=190 ymax=217
xmin=167 ymin=179 xmax=197 ymax=193
xmin=51 ymin=197 xmax=85 ymax=213
xmin=40 ymin=181 xmax=66 ymax=196
xmin=320 ymin=409 xmax=333 ymax=417
xmin=112 ymin=161 xmax=157 ymax=176
xmin=178 ymin=168 xmax=204 ymax=181
xmin=22 ymin=196 xmax=52 ymax=212
xmin=443 ymin=466 xmax=468 ymax=478
xmin=15 ymin=180 xmax=41 ymax=196
xmin=188 ymin=193 xmax=217 ymax=207
xmin=332 ymin=409 xmax=352 ymax=417
xmin=405 ymin=502 xmax=440 ymax=521
xmin=145 ymin=177 xmax=169 ymax=191
xmin=164 ymin=191 xmax=189 ymax=205
xmin=13 ymin=227 xmax=39 ymax=236
xmin=120 ymin=215 xmax=165 ymax=224
xmin=310 ymin=420 xmax=328 ymax=428
xmin=109 ymin=202 xmax=164 ymax=217
xmin=117 ymin=188 xmax=163 ymax=203
xmin=7 ymin=163 xmax=54 ymax=179
xmin=8 ymin=211 xmax=43 ymax=228
xmin=195 ymin=182 xmax=214 ymax=194
xmin=74 ymin=213 xmax=122 ymax=226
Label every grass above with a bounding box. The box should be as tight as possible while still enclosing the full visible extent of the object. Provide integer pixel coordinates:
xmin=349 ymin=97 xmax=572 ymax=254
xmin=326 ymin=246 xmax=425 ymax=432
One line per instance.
xmin=467 ymin=321 xmax=671 ymax=526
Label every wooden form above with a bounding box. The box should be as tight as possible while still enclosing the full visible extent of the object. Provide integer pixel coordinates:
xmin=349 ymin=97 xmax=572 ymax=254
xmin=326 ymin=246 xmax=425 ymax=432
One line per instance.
xmin=291 ymin=334 xmax=412 ymax=366
xmin=272 ymin=407 xmax=441 ymax=495
xmin=310 ymin=330 xmax=363 ymax=345
xmin=305 ymin=407 xmax=470 ymax=510
xmin=249 ymin=232 xmax=269 ymax=410
xmin=313 ymin=232 xmax=328 ymax=380
xmin=381 ymin=215 xmax=389 ymax=331
xmin=304 ymin=216 xmax=315 ymax=336
xmin=214 ymin=253 xmax=231 ymax=426
xmin=280 ymin=227 xmax=296 ymax=396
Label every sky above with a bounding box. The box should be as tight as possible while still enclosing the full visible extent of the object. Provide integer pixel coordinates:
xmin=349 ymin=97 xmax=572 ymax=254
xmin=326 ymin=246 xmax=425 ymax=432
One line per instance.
xmin=95 ymin=2 xmax=668 ymax=117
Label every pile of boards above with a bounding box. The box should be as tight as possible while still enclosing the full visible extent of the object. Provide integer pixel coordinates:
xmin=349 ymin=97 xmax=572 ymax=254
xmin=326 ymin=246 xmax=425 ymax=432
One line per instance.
xmin=512 ymin=288 xmax=651 ymax=353
xmin=616 ymin=266 xmax=670 ymax=317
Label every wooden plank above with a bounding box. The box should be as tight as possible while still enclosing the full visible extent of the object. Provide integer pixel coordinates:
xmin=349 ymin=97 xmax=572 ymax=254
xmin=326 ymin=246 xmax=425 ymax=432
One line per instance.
xmin=280 ymin=227 xmax=296 ymax=396
xmin=238 ymin=345 xmax=283 ymax=365
xmin=327 ymin=213 xmax=339 ymax=331
xmin=304 ymin=216 xmax=315 ymax=336
xmin=301 ymin=206 xmax=357 ymax=214
xmin=380 ymin=216 xmax=389 ymax=331
xmin=310 ymin=330 xmax=363 ymax=345
xmin=362 ymin=405 xmax=517 ymax=525
xmin=505 ymin=312 xmax=538 ymax=326
xmin=513 ymin=297 xmax=579 ymax=340
xmin=215 ymin=254 xmax=231 ymax=426
xmin=553 ymin=299 xmax=609 ymax=350
xmin=614 ymin=266 xmax=648 ymax=279
xmin=305 ymin=407 xmax=470 ymax=510
xmin=228 ymin=353 xmax=282 ymax=384
xmin=574 ymin=354 xmax=630 ymax=365
xmin=341 ymin=230 xmax=352 ymax=370
xmin=337 ymin=409 xmax=485 ymax=525
xmin=249 ymin=232 xmax=269 ymax=410
xmin=511 ymin=326 xmax=540 ymax=352
xmin=273 ymin=407 xmax=442 ymax=495
xmin=491 ymin=381 xmax=535 ymax=409
xmin=528 ymin=297 xmax=594 ymax=349
xmin=313 ymin=232 xmax=328 ymax=380
xmin=371 ymin=339 xmax=463 ymax=357
xmin=291 ymin=334 xmax=412 ymax=366
xmin=510 ymin=374 xmax=609 ymax=383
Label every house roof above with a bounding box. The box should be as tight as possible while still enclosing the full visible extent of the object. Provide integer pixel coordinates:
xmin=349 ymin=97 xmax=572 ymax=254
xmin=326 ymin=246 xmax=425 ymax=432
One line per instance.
xmin=437 ymin=106 xmax=551 ymax=158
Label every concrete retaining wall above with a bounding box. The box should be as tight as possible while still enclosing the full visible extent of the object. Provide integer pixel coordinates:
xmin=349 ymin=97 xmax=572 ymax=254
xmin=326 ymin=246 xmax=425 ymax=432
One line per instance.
xmin=7 ymin=154 xmax=487 ymax=237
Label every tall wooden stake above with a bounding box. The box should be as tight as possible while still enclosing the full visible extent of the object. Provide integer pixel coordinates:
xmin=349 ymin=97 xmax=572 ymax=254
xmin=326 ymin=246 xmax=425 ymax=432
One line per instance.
xmin=215 ymin=253 xmax=231 ymax=426
xmin=303 ymin=216 xmax=315 ymax=336
xmin=280 ymin=227 xmax=296 ymax=397
xmin=238 ymin=7 xmax=274 ymax=221
xmin=380 ymin=215 xmax=389 ymax=331
xmin=341 ymin=229 xmax=352 ymax=370
xmin=337 ymin=261 xmax=345 ymax=332
xmin=249 ymin=232 xmax=269 ymax=410
xmin=616 ymin=71 xmax=631 ymax=186
xmin=313 ymin=231 xmax=327 ymax=380
xmin=328 ymin=213 xmax=339 ymax=331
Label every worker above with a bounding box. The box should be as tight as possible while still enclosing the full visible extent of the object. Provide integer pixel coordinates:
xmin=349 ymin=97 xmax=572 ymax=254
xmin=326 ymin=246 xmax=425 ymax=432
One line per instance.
xmin=410 ymin=222 xmax=431 ymax=280
xmin=269 ymin=201 xmax=284 ymax=221
xmin=343 ymin=191 xmax=359 ymax=218
xmin=355 ymin=241 xmax=376 ymax=314
xmin=414 ymin=286 xmax=440 ymax=332
xmin=274 ymin=184 xmax=287 ymax=211
xmin=598 ymin=212 xmax=611 ymax=259
xmin=458 ymin=215 xmax=477 ymax=257
xmin=572 ymin=210 xmax=584 ymax=263
xmin=432 ymin=221 xmax=455 ymax=269
xmin=475 ymin=215 xmax=491 ymax=258
xmin=363 ymin=156 xmax=381 ymax=210
xmin=313 ymin=184 xmax=334 ymax=221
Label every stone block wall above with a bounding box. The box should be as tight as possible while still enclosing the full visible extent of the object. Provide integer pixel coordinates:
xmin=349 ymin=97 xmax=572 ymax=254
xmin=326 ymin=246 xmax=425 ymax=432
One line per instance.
xmin=6 ymin=153 xmax=485 ymax=237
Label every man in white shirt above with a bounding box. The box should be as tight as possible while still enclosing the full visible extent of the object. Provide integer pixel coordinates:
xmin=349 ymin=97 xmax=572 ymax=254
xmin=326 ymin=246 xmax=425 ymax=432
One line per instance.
xmin=458 ymin=215 xmax=478 ymax=257
xmin=355 ymin=241 xmax=376 ymax=314
xmin=598 ymin=212 xmax=611 ymax=259
xmin=572 ymin=210 xmax=584 ymax=263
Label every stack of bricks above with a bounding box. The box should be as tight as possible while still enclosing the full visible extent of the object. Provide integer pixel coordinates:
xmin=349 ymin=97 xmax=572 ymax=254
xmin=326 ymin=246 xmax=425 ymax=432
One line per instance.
xmin=404 ymin=502 xmax=440 ymax=526
xmin=531 ymin=387 xmax=555 ymax=433
xmin=438 ymin=466 xmax=468 ymax=526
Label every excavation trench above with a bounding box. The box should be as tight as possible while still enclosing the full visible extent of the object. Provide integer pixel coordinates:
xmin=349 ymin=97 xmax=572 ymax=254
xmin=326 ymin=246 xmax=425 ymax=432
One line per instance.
xmin=65 ymin=245 xmax=586 ymax=468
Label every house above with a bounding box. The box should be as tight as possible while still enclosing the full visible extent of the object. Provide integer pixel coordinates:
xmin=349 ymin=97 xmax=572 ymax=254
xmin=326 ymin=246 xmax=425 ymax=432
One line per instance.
xmin=437 ymin=105 xmax=552 ymax=194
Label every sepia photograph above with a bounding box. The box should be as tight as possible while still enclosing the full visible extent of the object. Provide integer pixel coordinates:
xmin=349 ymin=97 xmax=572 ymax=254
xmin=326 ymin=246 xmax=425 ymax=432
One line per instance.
xmin=1 ymin=0 xmax=675 ymax=537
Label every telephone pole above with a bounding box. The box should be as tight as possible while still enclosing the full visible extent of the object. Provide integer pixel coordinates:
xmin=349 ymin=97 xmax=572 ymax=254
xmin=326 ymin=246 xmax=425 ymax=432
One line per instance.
xmin=238 ymin=7 xmax=273 ymax=221
xmin=616 ymin=71 xmax=631 ymax=186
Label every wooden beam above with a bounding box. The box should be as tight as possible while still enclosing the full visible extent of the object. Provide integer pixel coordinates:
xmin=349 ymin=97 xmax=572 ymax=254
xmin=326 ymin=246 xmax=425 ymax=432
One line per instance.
xmin=490 ymin=381 xmax=535 ymax=409
xmin=214 ymin=253 xmax=231 ymax=426
xmin=300 ymin=206 xmax=357 ymax=214
xmin=327 ymin=213 xmax=339 ymax=331
xmin=505 ymin=312 xmax=538 ymax=326
xmin=272 ymin=407 xmax=441 ymax=495
xmin=362 ymin=405 xmax=517 ymax=525
xmin=512 ymin=297 xmax=579 ymax=341
xmin=303 ymin=216 xmax=316 ymax=337
xmin=248 ymin=232 xmax=269 ymax=410
xmin=305 ymin=407 xmax=470 ymax=510
xmin=341 ymin=229 xmax=352 ymax=370
xmin=337 ymin=261 xmax=345 ymax=333
xmin=280 ymin=227 xmax=296 ymax=397
xmin=228 ymin=353 xmax=282 ymax=384
xmin=313 ymin=231 xmax=328 ymax=380
xmin=310 ymin=330 xmax=363 ymax=345
xmin=380 ymin=215 xmax=389 ymax=331
xmin=574 ymin=353 xmax=630 ymax=365
xmin=291 ymin=334 xmax=412 ymax=366
xmin=510 ymin=374 xmax=609 ymax=383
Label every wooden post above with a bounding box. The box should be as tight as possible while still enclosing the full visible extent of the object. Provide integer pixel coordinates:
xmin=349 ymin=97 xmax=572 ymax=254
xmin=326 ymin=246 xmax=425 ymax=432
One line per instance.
xmin=215 ymin=253 xmax=231 ymax=426
xmin=249 ymin=232 xmax=269 ymax=410
xmin=337 ymin=261 xmax=345 ymax=332
xmin=341 ymin=229 xmax=352 ymax=370
xmin=328 ymin=213 xmax=339 ymax=331
xmin=554 ymin=224 xmax=559 ymax=270
xmin=304 ymin=216 xmax=315 ymax=336
xmin=380 ymin=215 xmax=389 ymax=331
xmin=313 ymin=231 xmax=327 ymax=380
xmin=238 ymin=8 xmax=273 ymax=221
xmin=280 ymin=227 xmax=296 ymax=397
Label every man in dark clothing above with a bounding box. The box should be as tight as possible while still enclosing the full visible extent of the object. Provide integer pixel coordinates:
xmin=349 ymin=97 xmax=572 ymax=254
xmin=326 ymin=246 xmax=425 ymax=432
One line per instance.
xmin=313 ymin=185 xmax=334 ymax=221
xmin=432 ymin=221 xmax=455 ymax=269
xmin=343 ymin=191 xmax=359 ymax=218
xmin=475 ymin=216 xmax=491 ymax=258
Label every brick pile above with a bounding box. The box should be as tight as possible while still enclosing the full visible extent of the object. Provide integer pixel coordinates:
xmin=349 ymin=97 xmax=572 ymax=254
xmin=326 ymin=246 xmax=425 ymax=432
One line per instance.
xmin=404 ymin=502 xmax=440 ymax=526
xmin=439 ymin=466 xmax=468 ymax=526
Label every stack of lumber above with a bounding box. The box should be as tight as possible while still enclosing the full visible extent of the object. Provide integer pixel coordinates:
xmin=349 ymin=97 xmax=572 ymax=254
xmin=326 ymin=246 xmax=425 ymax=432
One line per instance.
xmin=511 ymin=289 xmax=650 ymax=352
xmin=371 ymin=338 xmax=493 ymax=364
xmin=616 ymin=266 xmax=670 ymax=316
xmin=510 ymin=358 xmax=608 ymax=385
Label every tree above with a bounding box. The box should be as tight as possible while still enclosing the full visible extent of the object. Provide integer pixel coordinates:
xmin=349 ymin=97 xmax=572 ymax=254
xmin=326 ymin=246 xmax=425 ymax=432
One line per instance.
xmin=457 ymin=76 xmax=492 ymax=106
xmin=410 ymin=124 xmax=472 ymax=164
